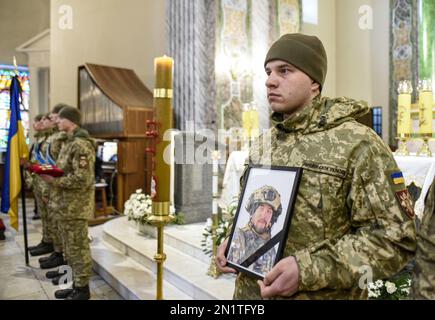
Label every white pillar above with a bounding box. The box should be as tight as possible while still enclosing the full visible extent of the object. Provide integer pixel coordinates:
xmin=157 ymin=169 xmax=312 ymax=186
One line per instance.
xmin=28 ymin=66 xmax=39 ymax=144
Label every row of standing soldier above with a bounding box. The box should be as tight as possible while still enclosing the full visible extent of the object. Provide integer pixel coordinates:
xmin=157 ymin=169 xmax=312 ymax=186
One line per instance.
xmin=25 ymin=104 xmax=95 ymax=300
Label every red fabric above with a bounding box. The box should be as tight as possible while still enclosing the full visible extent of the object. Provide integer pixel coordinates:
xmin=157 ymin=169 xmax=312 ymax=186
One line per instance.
xmin=28 ymin=164 xmax=64 ymax=177
xmin=0 ymin=217 xmax=5 ymax=231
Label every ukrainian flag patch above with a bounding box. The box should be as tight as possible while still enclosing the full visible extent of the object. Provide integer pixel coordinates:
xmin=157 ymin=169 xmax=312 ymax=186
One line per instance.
xmin=391 ymin=172 xmax=405 ymax=185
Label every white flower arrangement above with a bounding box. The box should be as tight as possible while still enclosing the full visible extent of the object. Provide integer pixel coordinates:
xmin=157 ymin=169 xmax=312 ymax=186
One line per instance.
xmin=367 ymin=275 xmax=412 ymax=300
xmin=201 ymin=197 xmax=237 ymax=256
xmin=124 ymin=189 xmax=176 ymax=225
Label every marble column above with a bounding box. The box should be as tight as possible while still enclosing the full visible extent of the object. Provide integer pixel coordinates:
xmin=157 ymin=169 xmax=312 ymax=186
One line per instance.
xmin=167 ymin=0 xmax=217 ymax=132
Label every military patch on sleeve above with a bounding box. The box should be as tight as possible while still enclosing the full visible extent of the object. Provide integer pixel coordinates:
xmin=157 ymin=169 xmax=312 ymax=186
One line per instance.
xmin=79 ymin=155 xmax=88 ymax=169
xmin=395 ymin=189 xmax=415 ymax=219
xmin=391 ymin=171 xmax=405 ymax=185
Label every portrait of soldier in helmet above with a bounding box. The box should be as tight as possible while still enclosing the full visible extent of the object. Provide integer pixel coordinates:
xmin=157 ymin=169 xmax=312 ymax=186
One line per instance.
xmin=227 ymin=185 xmax=283 ymax=276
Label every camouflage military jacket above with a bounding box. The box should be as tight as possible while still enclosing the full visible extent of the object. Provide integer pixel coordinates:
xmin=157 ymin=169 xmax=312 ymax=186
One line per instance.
xmin=45 ymin=127 xmax=68 ymax=164
xmin=412 ymin=178 xmax=435 ymax=299
xmin=27 ymin=130 xmax=51 ymax=196
xmin=234 ymin=95 xmax=417 ymax=300
xmin=50 ymin=128 xmax=96 ymax=220
xmin=228 ymin=225 xmax=276 ymax=276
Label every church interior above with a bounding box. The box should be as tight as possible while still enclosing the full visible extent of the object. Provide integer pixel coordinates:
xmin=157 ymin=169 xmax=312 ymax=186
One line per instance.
xmin=0 ymin=0 xmax=434 ymax=301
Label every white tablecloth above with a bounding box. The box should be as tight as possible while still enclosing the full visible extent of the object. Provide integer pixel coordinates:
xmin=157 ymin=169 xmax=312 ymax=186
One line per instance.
xmin=394 ymin=155 xmax=435 ymax=219
xmin=218 ymin=153 xmax=435 ymax=219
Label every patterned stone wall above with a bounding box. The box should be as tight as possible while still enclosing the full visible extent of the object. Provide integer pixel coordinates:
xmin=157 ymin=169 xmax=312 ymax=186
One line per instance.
xmin=389 ymin=0 xmax=419 ymax=147
xmin=167 ymin=0 xmax=301 ymax=133
xmin=167 ymin=0 xmax=217 ymax=131
xmin=216 ymin=0 xmax=301 ymax=131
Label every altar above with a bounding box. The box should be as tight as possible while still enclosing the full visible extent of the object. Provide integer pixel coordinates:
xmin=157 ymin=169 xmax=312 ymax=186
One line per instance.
xmin=218 ymin=151 xmax=435 ymax=219
xmin=394 ymin=155 xmax=435 ymax=219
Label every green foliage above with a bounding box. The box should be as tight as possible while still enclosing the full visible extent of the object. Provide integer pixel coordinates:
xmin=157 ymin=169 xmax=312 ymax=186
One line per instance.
xmin=173 ymin=212 xmax=185 ymax=225
xmin=201 ymin=198 xmax=238 ymax=256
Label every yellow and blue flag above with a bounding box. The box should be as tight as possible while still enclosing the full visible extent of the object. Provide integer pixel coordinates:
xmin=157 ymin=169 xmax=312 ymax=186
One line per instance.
xmin=391 ymin=172 xmax=405 ymax=185
xmin=1 ymin=76 xmax=29 ymax=231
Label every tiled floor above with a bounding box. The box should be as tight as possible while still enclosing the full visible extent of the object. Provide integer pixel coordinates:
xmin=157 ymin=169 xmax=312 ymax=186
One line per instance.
xmin=0 ymin=199 xmax=123 ymax=300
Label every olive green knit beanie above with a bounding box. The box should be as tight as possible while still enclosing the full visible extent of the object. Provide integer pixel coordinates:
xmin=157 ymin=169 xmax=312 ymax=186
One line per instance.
xmin=52 ymin=103 xmax=69 ymax=114
xmin=58 ymin=106 xmax=81 ymax=125
xmin=264 ymin=33 xmax=328 ymax=91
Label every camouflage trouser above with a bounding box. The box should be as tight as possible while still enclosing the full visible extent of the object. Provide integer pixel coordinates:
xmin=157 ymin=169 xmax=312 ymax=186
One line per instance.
xmin=411 ymin=208 xmax=435 ymax=299
xmin=58 ymin=219 xmax=92 ymax=287
xmin=46 ymin=198 xmax=63 ymax=253
xmin=33 ymin=189 xmax=51 ymax=243
xmin=47 ymin=211 xmax=63 ymax=253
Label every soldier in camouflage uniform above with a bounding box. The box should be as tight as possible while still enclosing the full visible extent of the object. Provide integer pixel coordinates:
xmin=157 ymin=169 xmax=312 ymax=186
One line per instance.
xmin=228 ymin=186 xmax=282 ymax=276
xmin=38 ymin=106 xmax=70 ymax=273
xmin=217 ymin=33 xmax=417 ymax=300
xmin=27 ymin=114 xmax=55 ymax=256
xmin=411 ymin=178 xmax=435 ymax=299
xmin=42 ymin=105 xmax=95 ymax=300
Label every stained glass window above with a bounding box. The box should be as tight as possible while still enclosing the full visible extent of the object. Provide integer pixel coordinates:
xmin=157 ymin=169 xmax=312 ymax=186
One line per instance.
xmin=0 ymin=65 xmax=30 ymax=153
xmin=372 ymin=106 xmax=383 ymax=138
xmin=418 ymin=0 xmax=435 ymax=90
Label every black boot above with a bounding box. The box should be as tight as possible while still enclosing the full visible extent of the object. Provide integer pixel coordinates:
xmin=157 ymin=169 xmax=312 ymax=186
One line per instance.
xmin=40 ymin=252 xmax=65 ymax=269
xmin=0 ymin=230 xmax=5 ymax=241
xmin=39 ymin=252 xmax=59 ymax=264
xmin=54 ymin=286 xmax=74 ymax=299
xmin=30 ymin=242 xmax=54 ymax=256
xmin=52 ymin=273 xmax=69 ymax=286
xmin=46 ymin=268 xmax=66 ymax=279
xmin=65 ymin=285 xmax=90 ymax=300
xmin=28 ymin=241 xmax=46 ymax=251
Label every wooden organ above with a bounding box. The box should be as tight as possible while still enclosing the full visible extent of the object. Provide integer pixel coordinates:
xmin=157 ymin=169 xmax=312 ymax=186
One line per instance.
xmin=78 ymin=63 xmax=153 ymax=214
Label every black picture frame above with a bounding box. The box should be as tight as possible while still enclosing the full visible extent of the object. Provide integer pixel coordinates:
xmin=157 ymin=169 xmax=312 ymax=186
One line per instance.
xmin=225 ymin=165 xmax=302 ymax=280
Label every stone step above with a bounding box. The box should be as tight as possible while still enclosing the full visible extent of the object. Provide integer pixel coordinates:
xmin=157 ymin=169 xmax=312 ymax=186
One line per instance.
xmin=101 ymin=217 xmax=235 ymax=300
xmin=133 ymin=218 xmax=212 ymax=265
xmin=89 ymin=224 xmax=192 ymax=300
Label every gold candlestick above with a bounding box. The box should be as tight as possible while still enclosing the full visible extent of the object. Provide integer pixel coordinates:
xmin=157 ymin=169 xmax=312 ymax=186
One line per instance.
xmin=154 ymin=55 xmax=173 ymax=202
xmin=147 ymin=203 xmax=175 ymax=300
xmin=148 ymin=55 xmax=174 ymax=300
xmin=395 ymin=134 xmax=410 ymax=156
xmin=207 ymin=151 xmax=222 ymax=279
xmin=395 ymin=80 xmax=413 ymax=156
xmin=417 ymin=134 xmax=432 ymax=157
xmin=417 ymin=79 xmax=433 ymax=157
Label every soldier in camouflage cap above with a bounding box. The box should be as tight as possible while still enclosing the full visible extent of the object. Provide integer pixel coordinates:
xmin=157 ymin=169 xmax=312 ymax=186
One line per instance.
xmin=216 ymin=33 xmax=417 ymax=300
xmin=227 ymin=186 xmax=282 ymax=275
xmin=26 ymin=114 xmax=55 ymax=255
xmin=41 ymin=105 xmax=95 ymax=300
xmin=411 ymin=178 xmax=435 ymax=299
xmin=38 ymin=105 xmax=69 ymax=272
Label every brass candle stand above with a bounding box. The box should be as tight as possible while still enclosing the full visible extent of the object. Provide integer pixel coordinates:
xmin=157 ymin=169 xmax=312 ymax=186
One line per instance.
xmin=207 ymin=214 xmax=221 ymax=278
xmin=395 ymin=134 xmax=410 ymax=156
xmin=207 ymin=150 xmax=222 ymax=278
xmin=146 ymin=201 xmax=175 ymax=300
xmin=417 ymin=133 xmax=433 ymax=157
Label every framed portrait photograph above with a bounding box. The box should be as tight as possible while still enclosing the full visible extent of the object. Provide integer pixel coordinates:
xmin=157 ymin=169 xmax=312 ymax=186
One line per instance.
xmin=225 ymin=165 xmax=302 ymax=279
